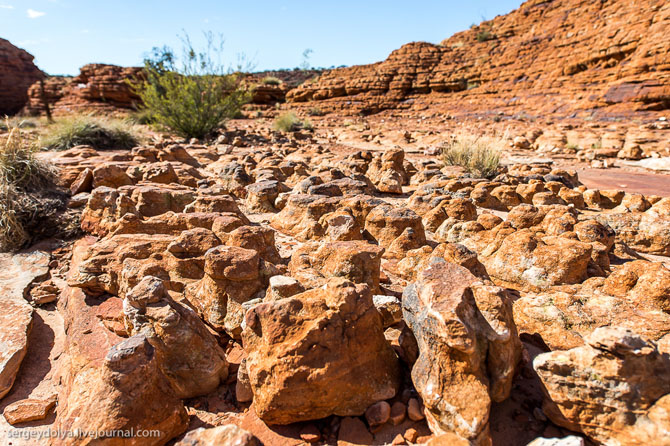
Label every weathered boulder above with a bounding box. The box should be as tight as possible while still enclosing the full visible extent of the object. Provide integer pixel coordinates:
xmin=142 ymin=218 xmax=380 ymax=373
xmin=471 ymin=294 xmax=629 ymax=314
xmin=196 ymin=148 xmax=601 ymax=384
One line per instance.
xmin=245 ymin=180 xmax=289 ymax=213
xmin=366 ymin=149 xmax=409 ymax=193
xmin=483 ymin=229 xmax=592 ymax=290
xmin=67 ymin=234 xmax=174 ymax=297
xmin=241 ymin=278 xmax=401 ymax=424
xmin=270 ymin=194 xmax=339 ymax=240
xmin=0 ymin=298 xmax=32 ymax=400
xmin=320 ymin=207 xmax=364 ymax=241
xmin=0 ymin=251 xmax=49 ymax=399
xmin=535 ymin=327 xmax=670 ymax=446
xmin=402 ymin=261 xmax=521 ymax=445
xmin=123 ymin=276 xmax=229 ymax=398
xmin=601 ymin=260 xmax=670 ymax=312
xmin=288 ymin=240 xmax=384 ymax=292
xmin=185 ymin=246 xmax=263 ymax=338
xmin=596 ymin=212 xmax=670 ymax=256
xmin=364 ymin=205 xmax=426 ymax=258
xmin=53 ymin=335 xmax=188 ymax=445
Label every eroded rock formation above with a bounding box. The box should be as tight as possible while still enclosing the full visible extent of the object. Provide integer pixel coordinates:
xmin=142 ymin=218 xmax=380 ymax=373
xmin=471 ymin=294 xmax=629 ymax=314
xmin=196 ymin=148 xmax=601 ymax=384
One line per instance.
xmin=0 ymin=38 xmax=44 ymax=115
xmin=288 ymin=0 xmax=670 ymax=119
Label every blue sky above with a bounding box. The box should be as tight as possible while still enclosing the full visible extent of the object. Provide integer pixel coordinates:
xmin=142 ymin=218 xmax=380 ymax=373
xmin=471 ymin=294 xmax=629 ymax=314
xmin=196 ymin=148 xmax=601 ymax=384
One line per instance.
xmin=1 ymin=0 xmax=523 ymax=75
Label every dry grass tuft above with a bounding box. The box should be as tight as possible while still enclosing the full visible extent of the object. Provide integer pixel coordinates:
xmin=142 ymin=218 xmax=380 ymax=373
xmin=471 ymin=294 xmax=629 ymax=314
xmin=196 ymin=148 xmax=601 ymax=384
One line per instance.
xmin=273 ymin=111 xmax=312 ymax=132
xmin=0 ymin=120 xmax=60 ymax=251
xmin=0 ymin=185 xmax=29 ymax=251
xmin=37 ymin=116 xmax=139 ymax=151
xmin=442 ymin=133 xmax=503 ymax=179
xmin=1 ymin=121 xmax=55 ymax=190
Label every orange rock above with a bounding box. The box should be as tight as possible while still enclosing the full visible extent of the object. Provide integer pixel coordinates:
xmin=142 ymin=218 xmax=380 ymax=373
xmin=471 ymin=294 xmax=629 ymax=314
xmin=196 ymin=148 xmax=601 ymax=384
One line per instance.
xmin=365 ymin=401 xmax=391 ymax=426
xmin=337 ymin=417 xmax=373 ymax=446
xmin=402 ymin=262 xmax=522 ymax=445
xmin=535 ymin=327 xmax=670 ymax=446
xmin=299 ymin=424 xmax=321 ymax=444
xmin=175 ymin=425 xmax=259 ymax=446
xmin=403 ymin=427 xmax=418 ymax=443
xmin=288 ymin=240 xmax=384 ymax=292
xmin=242 ymin=279 xmax=400 ymax=424
xmin=2 ymin=397 xmax=56 ymax=425
xmin=389 ymin=401 xmax=407 ymax=425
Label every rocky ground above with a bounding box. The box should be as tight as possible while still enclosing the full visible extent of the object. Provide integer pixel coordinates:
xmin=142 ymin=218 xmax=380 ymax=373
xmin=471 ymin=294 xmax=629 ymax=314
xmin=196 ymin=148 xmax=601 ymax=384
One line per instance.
xmin=0 ymin=112 xmax=669 ymax=446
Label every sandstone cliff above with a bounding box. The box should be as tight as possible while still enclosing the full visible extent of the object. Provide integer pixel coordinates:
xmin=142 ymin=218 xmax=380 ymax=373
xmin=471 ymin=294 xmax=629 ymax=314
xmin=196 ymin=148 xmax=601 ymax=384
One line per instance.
xmin=0 ymin=38 xmax=44 ymax=115
xmin=287 ymin=0 xmax=670 ymax=119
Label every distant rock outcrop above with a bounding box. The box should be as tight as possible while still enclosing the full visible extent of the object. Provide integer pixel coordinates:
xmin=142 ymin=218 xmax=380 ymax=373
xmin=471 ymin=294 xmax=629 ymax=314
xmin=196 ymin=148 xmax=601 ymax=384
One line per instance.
xmin=287 ymin=0 xmax=670 ymax=119
xmin=24 ymin=65 xmax=323 ymax=115
xmin=0 ymin=38 xmax=44 ymax=115
xmin=24 ymin=64 xmax=144 ymax=115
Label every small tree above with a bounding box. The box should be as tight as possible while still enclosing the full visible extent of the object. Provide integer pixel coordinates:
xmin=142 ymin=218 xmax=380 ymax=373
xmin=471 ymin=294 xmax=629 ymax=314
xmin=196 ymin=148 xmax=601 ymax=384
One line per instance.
xmin=132 ymin=33 xmax=251 ymax=139
xmin=300 ymin=48 xmax=313 ymax=70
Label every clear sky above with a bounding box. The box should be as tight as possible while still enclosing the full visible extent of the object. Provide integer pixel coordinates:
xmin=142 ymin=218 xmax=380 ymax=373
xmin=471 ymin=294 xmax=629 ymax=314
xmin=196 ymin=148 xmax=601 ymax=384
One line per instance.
xmin=1 ymin=0 xmax=524 ymax=75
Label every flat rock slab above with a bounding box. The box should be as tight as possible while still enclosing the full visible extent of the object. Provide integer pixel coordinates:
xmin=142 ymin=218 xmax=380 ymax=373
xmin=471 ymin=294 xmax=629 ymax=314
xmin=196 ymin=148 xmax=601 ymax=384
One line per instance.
xmin=0 ymin=251 xmax=49 ymax=400
xmin=0 ymin=251 xmax=50 ymax=300
xmin=0 ymin=298 xmax=33 ymax=400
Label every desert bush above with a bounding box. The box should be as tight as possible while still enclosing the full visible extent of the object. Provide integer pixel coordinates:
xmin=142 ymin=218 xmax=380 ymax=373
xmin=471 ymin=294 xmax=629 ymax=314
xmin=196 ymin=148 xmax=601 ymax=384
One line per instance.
xmin=262 ymin=76 xmax=281 ymax=86
xmin=442 ymin=133 xmax=502 ymax=179
xmin=126 ymin=108 xmax=157 ymax=125
xmin=0 ymin=121 xmax=58 ymax=251
xmin=476 ymin=29 xmax=494 ymax=42
xmin=302 ymin=119 xmax=313 ymax=130
xmin=132 ymin=33 xmax=251 ymax=139
xmin=38 ymin=116 xmax=138 ymax=151
xmin=274 ymin=111 xmax=312 ymax=132
xmin=307 ymin=106 xmax=325 ymax=116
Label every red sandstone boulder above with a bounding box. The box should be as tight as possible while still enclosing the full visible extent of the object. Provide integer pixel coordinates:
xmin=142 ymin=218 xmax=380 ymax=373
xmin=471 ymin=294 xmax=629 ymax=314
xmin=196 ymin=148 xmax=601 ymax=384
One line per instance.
xmin=402 ymin=261 xmax=521 ymax=445
xmin=185 ymin=246 xmax=263 ymax=339
xmin=241 ymin=278 xmax=401 ymax=424
xmin=123 ymin=276 xmax=229 ymax=398
xmin=535 ymin=327 xmax=670 ymax=446
xmin=288 ymin=240 xmax=385 ymax=292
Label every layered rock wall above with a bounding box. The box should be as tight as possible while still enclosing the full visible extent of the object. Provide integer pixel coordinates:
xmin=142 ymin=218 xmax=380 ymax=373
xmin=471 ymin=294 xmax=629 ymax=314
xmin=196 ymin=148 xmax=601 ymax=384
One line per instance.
xmin=287 ymin=0 xmax=670 ymax=119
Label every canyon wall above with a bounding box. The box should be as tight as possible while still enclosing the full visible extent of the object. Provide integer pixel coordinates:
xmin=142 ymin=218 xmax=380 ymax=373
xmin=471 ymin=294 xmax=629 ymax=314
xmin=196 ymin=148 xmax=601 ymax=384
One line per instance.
xmin=287 ymin=0 xmax=670 ymax=120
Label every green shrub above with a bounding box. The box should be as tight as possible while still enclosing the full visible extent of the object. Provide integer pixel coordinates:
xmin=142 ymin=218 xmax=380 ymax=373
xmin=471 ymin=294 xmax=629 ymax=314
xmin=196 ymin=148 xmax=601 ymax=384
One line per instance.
xmin=126 ymin=108 xmax=157 ymax=125
xmin=132 ymin=33 xmax=251 ymax=139
xmin=476 ymin=29 xmax=494 ymax=42
xmin=302 ymin=119 xmax=313 ymax=130
xmin=38 ymin=116 xmax=138 ymax=151
xmin=274 ymin=111 xmax=312 ymax=132
xmin=442 ymin=133 xmax=502 ymax=179
xmin=307 ymin=106 xmax=324 ymax=116
xmin=1 ymin=121 xmax=57 ymax=251
xmin=262 ymin=76 xmax=281 ymax=86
